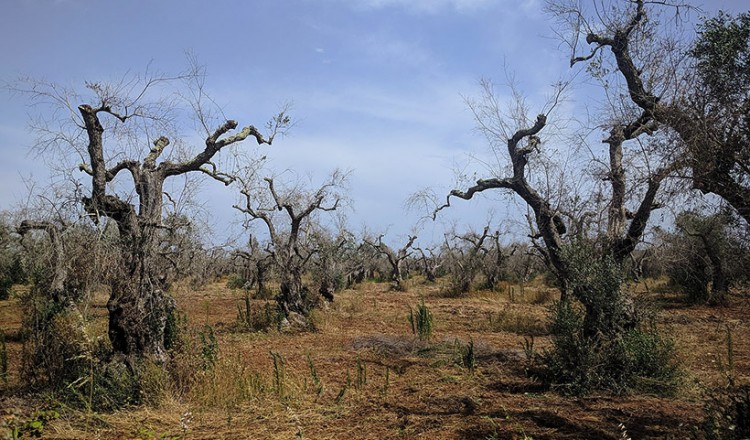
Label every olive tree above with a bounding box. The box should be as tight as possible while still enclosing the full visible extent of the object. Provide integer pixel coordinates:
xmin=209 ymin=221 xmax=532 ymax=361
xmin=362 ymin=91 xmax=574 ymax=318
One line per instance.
xmin=364 ymin=234 xmax=417 ymax=291
xmin=434 ymin=79 xmax=673 ymax=316
xmin=18 ymin=67 xmax=290 ymax=362
xmin=233 ymin=170 xmax=348 ymax=322
xmin=414 ymin=245 xmax=442 ymax=283
xmin=441 ymin=226 xmax=493 ymax=296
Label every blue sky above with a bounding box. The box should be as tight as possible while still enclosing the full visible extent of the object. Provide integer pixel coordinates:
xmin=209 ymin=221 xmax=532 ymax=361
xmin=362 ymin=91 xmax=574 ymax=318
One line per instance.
xmin=1 ymin=0 xmax=748 ymax=246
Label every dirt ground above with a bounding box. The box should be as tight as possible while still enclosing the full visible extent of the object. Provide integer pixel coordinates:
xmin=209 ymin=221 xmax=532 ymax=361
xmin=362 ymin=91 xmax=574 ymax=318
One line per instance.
xmin=1 ymin=278 xmax=748 ymax=439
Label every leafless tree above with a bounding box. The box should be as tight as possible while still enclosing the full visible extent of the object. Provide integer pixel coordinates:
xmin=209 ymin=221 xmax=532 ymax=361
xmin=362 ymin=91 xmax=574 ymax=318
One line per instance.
xmin=308 ymin=227 xmax=357 ymax=302
xmin=482 ymin=233 xmax=516 ymax=291
xmin=441 ymin=226 xmax=493 ymax=295
xmin=414 ymin=245 xmax=442 ymax=283
xmin=233 ymin=170 xmax=347 ymax=322
xmin=435 ymin=67 xmax=675 ymax=311
xmin=365 ymin=234 xmax=417 ymax=291
xmin=0 ymin=214 xmax=23 ymax=300
xmin=232 ymin=234 xmax=274 ymax=298
xmin=345 ymin=236 xmax=384 ymax=286
xmin=16 ymin=65 xmax=290 ymax=361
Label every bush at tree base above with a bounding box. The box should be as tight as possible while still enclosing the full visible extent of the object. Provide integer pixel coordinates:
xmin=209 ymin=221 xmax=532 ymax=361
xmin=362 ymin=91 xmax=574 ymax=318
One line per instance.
xmin=529 ymin=243 xmax=681 ymax=395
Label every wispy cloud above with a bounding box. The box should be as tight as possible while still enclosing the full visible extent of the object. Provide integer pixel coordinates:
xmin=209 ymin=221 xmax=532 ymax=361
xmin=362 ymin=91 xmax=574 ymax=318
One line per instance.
xmin=357 ymin=31 xmax=435 ymax=69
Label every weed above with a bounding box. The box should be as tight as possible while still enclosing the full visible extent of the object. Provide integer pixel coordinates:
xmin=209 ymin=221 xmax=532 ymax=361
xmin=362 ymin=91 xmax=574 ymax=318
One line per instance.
xmin=2 ymin=409 xmax=60 ymax=439
xmin=0 ymin=330 xmax=7 ymax=386
xmin=189 ymin=353 xmax=270 ymax=409
xmin=356 ymin=354 xmax=367 ymax=390
xmin=698 ymin=384 xmax=750 ymax=440
xmin=689 ymin=325 xmax=742 ymax=438
xmin=618 ymin=422 xmax=632 ymax=440
xmin=407 ymin=298 xmax=433 ymax=342
xmin=236 ymin=293 xmax=283 ymax=332
xmin=522 ymin=336 xmax=535 ymax=362
xmin=526 ymin=289 xmax=554 ymax=305
xmin=460 ymin=337 xmax=476 ymax=373
xmin=716 ymin=323 xmax=736 ymax=386
xmin=271 ymin=351 xmax=286 ymax=398
xmin=486 ymin=308 xmax=547 ymax=336
xmin=382 ymin=366 xmax=390 ymax=397
xmin=198 ymin=325 xmax=218 ymax=370
xmin=164 ymin=309 xmax=187 ymax=352
xmin=135 ymin=426 xmax=181 ymax=440
xmin=179 ymin=410 xmax=193 ymax=438
xmin=335 ymin=371 xmax=351 ymax=404
xmin=306 ymin=353 xmax=324 ymax=397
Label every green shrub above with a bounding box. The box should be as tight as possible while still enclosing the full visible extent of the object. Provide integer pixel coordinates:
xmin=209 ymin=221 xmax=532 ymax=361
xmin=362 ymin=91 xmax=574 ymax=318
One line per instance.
xmin=226 ymin=273 xmax=247 ymax=290
xmin=622 ymin=326 xmax=681 ymax=393
xmin=534 ymin=301 xmax=680 ymax=395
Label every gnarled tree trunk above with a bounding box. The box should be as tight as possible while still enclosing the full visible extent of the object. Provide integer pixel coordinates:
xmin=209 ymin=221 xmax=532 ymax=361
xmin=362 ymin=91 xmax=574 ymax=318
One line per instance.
xmin=77 ymin=102 xmax=280 ymax=361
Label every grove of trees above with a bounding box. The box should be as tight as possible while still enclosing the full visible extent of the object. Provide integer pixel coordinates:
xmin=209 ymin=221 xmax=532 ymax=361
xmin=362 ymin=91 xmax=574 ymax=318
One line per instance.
xmin=1 ymin=1 xmax=750 ymax=437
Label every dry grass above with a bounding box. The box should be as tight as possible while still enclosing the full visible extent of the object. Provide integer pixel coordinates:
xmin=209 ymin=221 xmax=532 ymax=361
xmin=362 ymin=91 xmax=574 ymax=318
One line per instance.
xmin=2 ymin=279 xmax=750 ymax=438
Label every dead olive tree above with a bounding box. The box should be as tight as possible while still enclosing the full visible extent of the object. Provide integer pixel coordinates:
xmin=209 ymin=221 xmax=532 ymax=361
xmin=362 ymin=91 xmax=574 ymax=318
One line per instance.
xmin=233 ymin=170 xmax=347 ymax=322
xmin=0 ymin=215 xmax=23 ymax=300
xmin=426 ymin=4 xmax=685 ymax=391
xmin=482 ymin=233 xmax=516 ymax=291
xmin=308 ymin=228 xmax=357 ymax=302
xmin=663 ymin=209 xmax=735 ymax=304
xmin=232 ymin=235 xmax=274 ymax=298
xmin=19 ymin=69 xmax=289 ymax=361
xmin=434 ymin=76 xmax=675 ymax=337
xmin=365 ymin=234 xmax=417 ymax=291
xmin=414 ymin=245 xmax=442 ymax=283
xmin=442 ymin=226 xmax=492 ymax=295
